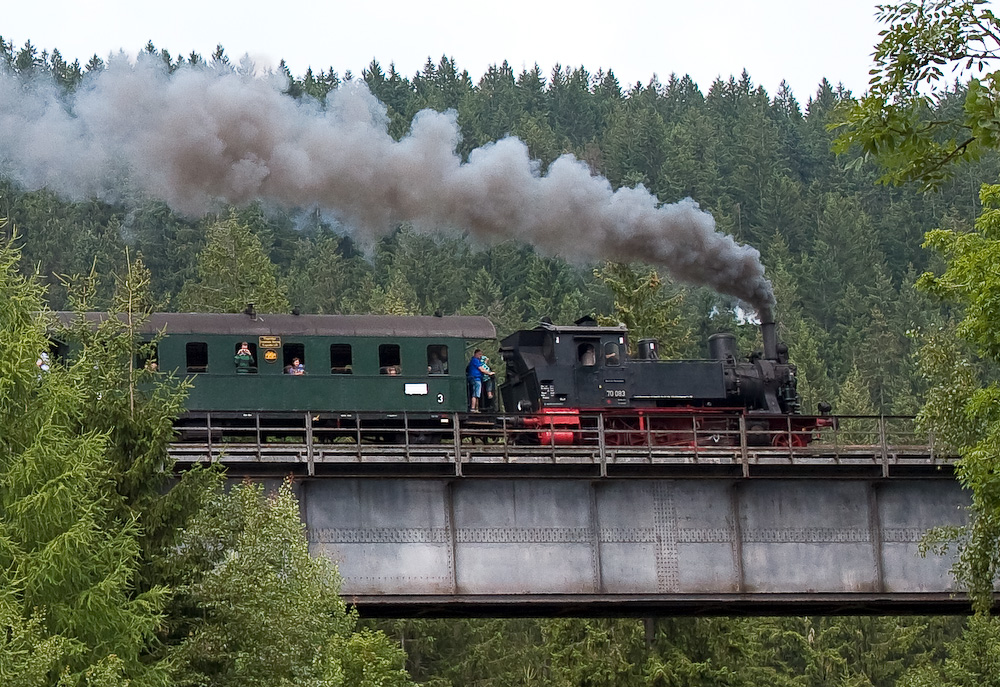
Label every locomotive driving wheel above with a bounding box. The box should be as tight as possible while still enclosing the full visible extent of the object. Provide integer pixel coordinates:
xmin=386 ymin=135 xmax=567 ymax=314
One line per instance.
xmin=772 ymin=431 xmax=809 ymax=448
xmin=603 ymin=416 xmax=645 ymax=446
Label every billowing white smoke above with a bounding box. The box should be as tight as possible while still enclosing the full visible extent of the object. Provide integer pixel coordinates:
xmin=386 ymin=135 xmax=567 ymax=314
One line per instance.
xmin=0 ymin=56 xmax=775 ymax=313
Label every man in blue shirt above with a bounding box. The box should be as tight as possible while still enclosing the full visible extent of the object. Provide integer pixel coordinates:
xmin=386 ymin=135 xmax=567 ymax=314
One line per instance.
xmin=466 ymin=349 xmax=494 ymax=412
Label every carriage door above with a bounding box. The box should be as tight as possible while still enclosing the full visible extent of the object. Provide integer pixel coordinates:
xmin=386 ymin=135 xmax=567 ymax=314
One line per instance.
xmin=573 ymin=337 xmax=602 ymax=407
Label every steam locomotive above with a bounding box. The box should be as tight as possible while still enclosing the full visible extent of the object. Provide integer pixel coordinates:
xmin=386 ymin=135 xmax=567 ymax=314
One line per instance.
xmin=499 ymin=316 xmax=830 ymax=446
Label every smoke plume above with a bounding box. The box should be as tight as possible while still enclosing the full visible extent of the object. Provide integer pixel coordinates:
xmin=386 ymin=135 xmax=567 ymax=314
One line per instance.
xmin=0 ymin=57 xmax=775 ymax=312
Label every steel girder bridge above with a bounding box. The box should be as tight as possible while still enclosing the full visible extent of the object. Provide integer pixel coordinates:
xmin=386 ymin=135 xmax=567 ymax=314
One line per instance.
xmin=169 ymin=413 xmax=969 ymax=616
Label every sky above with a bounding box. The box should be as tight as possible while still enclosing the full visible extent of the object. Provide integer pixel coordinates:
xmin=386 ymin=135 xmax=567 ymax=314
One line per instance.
xmin=3 ymin=0 xmax=886 ymax=101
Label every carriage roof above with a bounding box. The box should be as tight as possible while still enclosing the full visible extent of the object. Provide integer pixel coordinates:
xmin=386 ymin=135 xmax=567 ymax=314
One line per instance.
xmin=51 ymin=312 xmax=497 ymax=340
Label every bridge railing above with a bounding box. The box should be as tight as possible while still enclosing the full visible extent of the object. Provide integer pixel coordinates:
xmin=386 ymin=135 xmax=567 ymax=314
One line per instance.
xmin=169 ymin=411 xmax=954 ymax=476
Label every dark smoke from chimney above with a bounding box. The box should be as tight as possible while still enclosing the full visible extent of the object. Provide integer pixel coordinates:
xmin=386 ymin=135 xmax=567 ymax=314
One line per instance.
xmin=0 ymin=56 xmax=776 ymax=314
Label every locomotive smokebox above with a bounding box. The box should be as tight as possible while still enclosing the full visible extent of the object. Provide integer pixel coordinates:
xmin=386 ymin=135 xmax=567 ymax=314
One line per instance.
xmin=708 ymin=332 xmax=738 ymax=362
xmin=761 ymin=319 xmax=778 ymax=361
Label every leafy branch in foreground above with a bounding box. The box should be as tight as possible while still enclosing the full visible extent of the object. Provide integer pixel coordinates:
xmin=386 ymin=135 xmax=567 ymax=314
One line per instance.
xmin=833 ymin=0 xmax=1000 ymax=188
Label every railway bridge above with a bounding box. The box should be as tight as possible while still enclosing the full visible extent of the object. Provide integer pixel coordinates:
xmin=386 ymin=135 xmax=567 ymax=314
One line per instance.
xmin=169 ymin=413 xmax=970 ymax=616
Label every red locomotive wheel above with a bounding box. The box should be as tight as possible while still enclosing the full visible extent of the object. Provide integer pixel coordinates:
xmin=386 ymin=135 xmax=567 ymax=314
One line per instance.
xmin=772 ymin=432 xmax=809 ymax=448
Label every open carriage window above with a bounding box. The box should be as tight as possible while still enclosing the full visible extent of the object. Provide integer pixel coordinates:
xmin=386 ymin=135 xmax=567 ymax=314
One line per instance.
xmin=233 ymin=341 xmax=257 ymax=373
xmin=138 ymin=342 xmax=159 ymax=372
xmin=283 ymin=343 xmax=306 ymax=374
xmin=577 ymin=343 xmax=596 ymax=367
xmin=379 ymin=344 xmax=401 ymax=375
xmin=186 ymin=342 xmax=208 ymax=373
xmin=330 ymin=344 xmax=353 ymax=374
xmin=427 ymin=345 xmax=448 ymax=374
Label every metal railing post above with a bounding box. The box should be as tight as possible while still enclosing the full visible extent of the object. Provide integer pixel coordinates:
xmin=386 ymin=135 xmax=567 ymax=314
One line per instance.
xmin=785 ymin=415 xmax=793 ymax=461
xmin=691 ymin=415 xmax=699 ymax=462
xmin=453 ymin=413 xmax=463 ymax=477
xmin=306 ymin=411 xmax=314 ymax=476
xmin=598 ymin=413 xmax=607 ymax=478
xmin=206 ymin=412 xmax=214 ymax=462
xmin=549 ymin=415 xmax=556 ymax=464
xmin=879 ymin=415 xmax=889 ymax=478
xmin=355 ymin=416 xmax=362 ymax=462
xmin=255 ymin=412 xmax=261 ymax=462
xmin=739 ymin=415 xmax=749 ymax=478
xmin=645 ymin=413 xmax=652 ymax=464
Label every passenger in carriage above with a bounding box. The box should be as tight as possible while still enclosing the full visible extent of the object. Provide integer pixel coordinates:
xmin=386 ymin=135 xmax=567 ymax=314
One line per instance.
xmin=428 ymin=352 xmax=445 ymax=374
xmin=234 ymin=342 xmax=254 ymax=373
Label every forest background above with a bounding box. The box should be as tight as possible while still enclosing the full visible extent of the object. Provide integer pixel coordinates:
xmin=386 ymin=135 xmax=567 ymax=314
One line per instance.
xmin=0 ymin=17 xmax=995 ymax=687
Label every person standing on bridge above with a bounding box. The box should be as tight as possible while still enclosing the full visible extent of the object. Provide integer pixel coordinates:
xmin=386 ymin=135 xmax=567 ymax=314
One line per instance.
xmin=466 ymin=349 xmax=494 ymax=413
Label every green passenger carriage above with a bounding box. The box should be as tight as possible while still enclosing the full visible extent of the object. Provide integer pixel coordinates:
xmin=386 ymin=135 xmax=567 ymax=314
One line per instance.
xmin=59 ymin=311 xmax=496 ymax=442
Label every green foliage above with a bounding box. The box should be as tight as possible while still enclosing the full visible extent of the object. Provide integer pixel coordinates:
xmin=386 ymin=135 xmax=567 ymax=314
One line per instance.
xmin=176 ymin=214 xmax=290 ymax=313
xmin=0 ymin=235 xmax=172 ymax=686
xmin=378 ymin=616 xmax=959 ymax=687
xmin=900 ymin=615 xmax=1000 ymax=686
xmin=285 ymin=233 xmax=371 ymax=314
xmin=833 ymin=0 xmax=1000 ymax=188
xmin=913 ymin=184 xmax=1000 ymax=610
xmin=0 ymin=233 xmax=404 ymax=685
xmin=594 ymin=262 xmax=691 ymax=357
xmin=919 ymin=183 xmax=1000 ymax=359
xmin=169 ymin=479 xmax=411 ymax=687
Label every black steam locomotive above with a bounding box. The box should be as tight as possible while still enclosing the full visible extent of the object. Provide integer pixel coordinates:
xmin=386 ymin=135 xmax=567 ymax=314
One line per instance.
xmin=499 ymin=317 xmax=829 ymax=446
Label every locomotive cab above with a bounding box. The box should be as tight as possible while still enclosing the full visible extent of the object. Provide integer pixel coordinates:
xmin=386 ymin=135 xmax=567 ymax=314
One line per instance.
xmin=500 ymin=320 xmax=632 ymax=412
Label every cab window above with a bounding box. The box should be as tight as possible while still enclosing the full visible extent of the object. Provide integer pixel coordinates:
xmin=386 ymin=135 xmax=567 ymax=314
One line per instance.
xmin=578 ymin=343 xmax=596 ymax=367
xmin=604 ymin=342 xmax=620 ymax=366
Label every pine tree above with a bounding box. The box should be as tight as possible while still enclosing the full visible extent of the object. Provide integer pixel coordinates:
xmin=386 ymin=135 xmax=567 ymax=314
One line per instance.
xmin=0 ymin=233 xmax=172 ymax=686
xmin=168 ymin=480 xmax=413 ymax=687
xmin=176 ymin=214 xmax=290 ymax=313
xmin=594 ymin=262 xmax=691 ymax=357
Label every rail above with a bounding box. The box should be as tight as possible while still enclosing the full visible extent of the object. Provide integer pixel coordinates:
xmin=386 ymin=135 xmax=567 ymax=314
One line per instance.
xmin=168 ymin=412 xmax=955 ymax=478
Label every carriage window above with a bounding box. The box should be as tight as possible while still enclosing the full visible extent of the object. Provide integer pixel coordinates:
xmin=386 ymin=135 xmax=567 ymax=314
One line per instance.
xmin=379 ymin=344 xmax=401 ymax=375
xmin=578 ymin=343 xmax=596 ymax=367
xmin=49 ymin=339 xmax=69 ymax=362
xmin=283 ymin=343 xmax=305 ymax=374
xmin=330 ymin=344 xmax=353 ymax=374
xmin=233 ymin=341 xmax=257 ymax=374
xmin=186 ymin=342 xmax=208 ymax=373
xmin=604 ymin=342 xmax=620 ymax=367
xmin=427 ymin=345 xmax=448 ymax=374
xmin=138 ymin=342 xmax=159 ymax=372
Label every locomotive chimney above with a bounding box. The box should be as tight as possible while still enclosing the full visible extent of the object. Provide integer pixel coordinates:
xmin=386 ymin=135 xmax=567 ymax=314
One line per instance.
xmin=761 ymin=319 xmax=778 ymax=361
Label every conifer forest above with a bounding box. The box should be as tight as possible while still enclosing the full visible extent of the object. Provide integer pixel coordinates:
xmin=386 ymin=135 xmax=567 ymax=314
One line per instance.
xmin=6 ymin=1 xmax=1000 ymax=684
